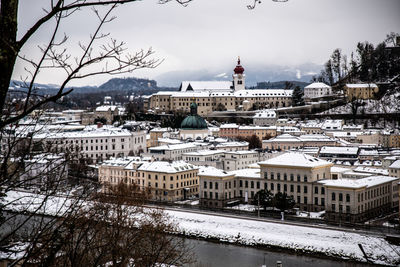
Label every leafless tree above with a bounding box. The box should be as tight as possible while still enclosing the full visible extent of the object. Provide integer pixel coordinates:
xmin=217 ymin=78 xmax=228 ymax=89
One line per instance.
xmin=0 ymin=0 xmax=191 ymax=265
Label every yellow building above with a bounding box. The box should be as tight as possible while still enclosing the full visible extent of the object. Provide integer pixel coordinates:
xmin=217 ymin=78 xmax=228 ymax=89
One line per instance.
xmin=99 ymin=158 xmax=199 ymax=202
xmin=345 ymin=83 xmax=379 ymax=100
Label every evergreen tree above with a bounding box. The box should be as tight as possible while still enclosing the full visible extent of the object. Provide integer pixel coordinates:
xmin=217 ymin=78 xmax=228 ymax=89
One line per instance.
xmin=292 ymin=86 xmax=304 ymax=106
xmin=274 ymin=192 xmax=295 ymax=211
xmin=252 ymin=190 xmax=274 ymax=210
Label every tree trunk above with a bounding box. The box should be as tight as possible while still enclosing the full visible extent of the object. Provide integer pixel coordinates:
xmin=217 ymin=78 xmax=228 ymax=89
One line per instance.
xmin=0 ymin=0 xmax=19 ymax=115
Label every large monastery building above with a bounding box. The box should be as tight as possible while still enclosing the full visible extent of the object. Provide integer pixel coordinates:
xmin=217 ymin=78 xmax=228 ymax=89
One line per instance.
xmin=147 ymin=58 xmax=293 ymax=115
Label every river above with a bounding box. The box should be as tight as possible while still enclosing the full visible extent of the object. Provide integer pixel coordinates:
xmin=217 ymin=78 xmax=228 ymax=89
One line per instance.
xmin=184 ymin=238 xmax=371 ymax=267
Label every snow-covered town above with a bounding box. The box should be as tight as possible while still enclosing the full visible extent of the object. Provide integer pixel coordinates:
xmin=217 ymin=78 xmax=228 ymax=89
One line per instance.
xmin=1 ymin=1 xmax=400 ymax=266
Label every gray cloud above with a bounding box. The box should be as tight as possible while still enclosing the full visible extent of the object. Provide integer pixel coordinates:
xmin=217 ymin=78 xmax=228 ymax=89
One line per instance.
xmin=13 ymin=0 xmax=400 ymax=86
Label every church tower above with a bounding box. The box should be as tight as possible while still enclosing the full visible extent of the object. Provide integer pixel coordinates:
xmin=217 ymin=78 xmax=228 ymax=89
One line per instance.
xmin=233 ymin=57 xmax=245 ymax=91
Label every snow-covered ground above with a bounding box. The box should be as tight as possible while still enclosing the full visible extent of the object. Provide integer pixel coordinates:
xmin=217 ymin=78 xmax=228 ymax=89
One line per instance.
xmin=3 ymin=190 xmax=399 ymax=265
xmin=174 ymin=199 xmax=199 ymax=206
xmin=166 ymin=210 xmax=399 ymax=266
xmin=321 ymin=92 xmax=400 ymax=115
xmin=226 ymin=204 xmax=256 ymax=212
xmin=296 ymin=210 xmax=325 ymax=219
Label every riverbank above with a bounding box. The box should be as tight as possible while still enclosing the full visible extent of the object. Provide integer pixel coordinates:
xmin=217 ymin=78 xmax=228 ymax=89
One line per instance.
xmin=165 ymin=209 xmax=399 ymax=266
xmin=184 ymin=238 xmax=373 ymax=267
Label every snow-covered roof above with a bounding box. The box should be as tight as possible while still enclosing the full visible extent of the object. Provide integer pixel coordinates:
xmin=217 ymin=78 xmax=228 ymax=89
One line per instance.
xmin=253 ymin=110 xmax=277 ymax=119
xmin=304 ymin=82 xmax=331 ymax=89
xmin=318 ymin=176 xmax=397 ymax=189
xmin=95 ymin=105 xmax=118 ymax=112
xmin=354 ymin=166 xmax=388 ymax=176
xmin=180 ymin=81 xmax=233 ymax=92
xmin=198 ymin=166 xmax=233 ymax=177
xmin=100 ymin=156 xmax=148 ymax=169
xmin=262 ymin=134 xmax=301 ymax=143
xmin=220 ymin=123 xmax=239 ymax=129
xmin=138 ymin=161 xmax=198 ymax=173
xmin=259 ymin=152 xmax=332 ymax=168
xmin=234 ymin=89 xmax=293 ymax=97
xmin=149 ymin=143 xmax=197 ymax=151
xmin=319 ymin=146 xmax=359 ymax=155
xmin=231 ymin=168 xmax=260 ymax=179
xmin=239 ymin=125 xmax=276 ymax=130
xmin=345 ymin=83 xmax=378 ymax=88
xmin=331 ymin=166 xmax=351 ymax=173
xmin=215 ymin=141 xmax=249 ymax=148
xmin=225 ymin=150 xmax=258 ymax=155
xmin=389 ymin=160 xmax=400 ymax=169
xmin=33 ymin=125 xmax=136 ymax=139
xmin=183 ymin=149 xmax=225 ymax=156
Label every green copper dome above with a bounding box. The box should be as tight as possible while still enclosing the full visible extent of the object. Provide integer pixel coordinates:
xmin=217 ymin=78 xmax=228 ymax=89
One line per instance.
xmin=180 ymin=115 xmax=208 ymax=129
xmin=180 ymin=102 xmax=208 ymax=130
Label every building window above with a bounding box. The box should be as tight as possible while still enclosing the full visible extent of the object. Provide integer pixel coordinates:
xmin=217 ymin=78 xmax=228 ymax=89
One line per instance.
xmin=277 ymin=173 xmax=281 ymax=180
xmin=321 ymin=187 xmax=325 ymax=195
xmin=271 ymin=172 xmax=274 ymax=180
xmin=332 ymin=192 xmax=336 ymax=201
xmin=304 ymin=186 xmax=308 ymax=194
xmin=297 ymin=174 xmax=300 ymax=182
xmin=245 ymin=181 xmax=248 ymax=188
xmin=284 ymin=184 xmax=287 ymax=192
xmin=304 ymin=197 xmax=308 ymax=204
xmin=290 ymin=174 xmax=294 ymax=181
xmin=346 ymin=194 xmax=350 ymax=202
xmin=290 ymin=184 xmax=294 ymax=192
xmin=284 ymin=173 xmax=287 ymax=180
xmin=314 ymin=197 xmax=318 ymax=205
xmin=256 ymin=181 xmax=260 ymax=189
xmin=339 ymin=193 xmax=343 ymax=202
xmin=331 ymin=204 xmax=335 ymax=211
xmin=264 ymin=172 xmax=268 ymax=179
xmin=204 ymin=181 xmax=207 ymax=189
xmin=304 ymin=175 xmax=308 ymax=182
xmin=240 ymin=180 xmax=243 ymax=187
xmin=215 ymin=182 xmax=219 ymax=189
xmin=251 ymin=181 xmax=254 ymax=189
xmin=346 ymin=206 xmax=350 ymax=213
xmin=271 ymin=183 xmax=274 ymax=191
xmin=321 ymin=198 xmax=325 ymax=206
xmin=297 ymin=185 xmax=300 ymax=193
xmin=277 ymin=183 xmax=281 ymax=192
xmin=314 ymin=186 xmax=318 ymax=194
xmin=209 ymin=182 xmax=213 ymax=189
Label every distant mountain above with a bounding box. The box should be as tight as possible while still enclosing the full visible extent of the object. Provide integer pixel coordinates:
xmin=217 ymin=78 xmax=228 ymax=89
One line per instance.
xmin=253 ymin=81 xmax=309 ymax=90
xmin=9 ymin=77 xmax=177 ymax=96
xmin=99 ymin=77 xmax=157 ymax=91
xmin=155 ymin=63 xmax=322 ymax=87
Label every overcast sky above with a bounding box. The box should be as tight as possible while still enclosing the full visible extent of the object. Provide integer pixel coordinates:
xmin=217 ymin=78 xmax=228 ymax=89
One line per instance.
xmin=13 ymin=0 xmax=400 ymax=86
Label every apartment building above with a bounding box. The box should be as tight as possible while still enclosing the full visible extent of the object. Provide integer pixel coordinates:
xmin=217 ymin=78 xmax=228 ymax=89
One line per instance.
xmin=137 ymin=161 xmax=199 ymax=201
xmin=345 ymin=83 xmax=379 ymax=100
xmin=320 ymin=176 xmax=398 ymax=223
xmin=99 ymin=158 xmax=199 ymax=201
xmin=219 ymin=124 xmax=277 ymax=140
xmin=262 ymin=134 xmax=338 ymax=150
xmin=258 ymin=152 xmax=333 ymax=211
xmin=33 ymin=125 xmax=146 ymax=162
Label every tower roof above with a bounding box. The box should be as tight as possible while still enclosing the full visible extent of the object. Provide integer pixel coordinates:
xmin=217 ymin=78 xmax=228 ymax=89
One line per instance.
xmin=233 ymin=57 xmax=244 ymax=74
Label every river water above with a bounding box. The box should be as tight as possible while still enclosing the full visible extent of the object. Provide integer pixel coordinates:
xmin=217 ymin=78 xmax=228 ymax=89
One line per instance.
xmin=184 ymin=239 xmax=370 ymax=267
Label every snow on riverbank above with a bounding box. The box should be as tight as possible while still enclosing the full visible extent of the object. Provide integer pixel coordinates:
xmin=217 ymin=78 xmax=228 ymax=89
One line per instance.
xmin=166 ymin=209 xmax=399 ymax=266
xmin=3 ymin=190 xmax=399 ymax=265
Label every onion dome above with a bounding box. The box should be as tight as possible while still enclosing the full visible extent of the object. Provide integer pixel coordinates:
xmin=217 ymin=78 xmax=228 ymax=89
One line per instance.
xmin=180 ymin=102 xmax=208 ymax=130
xmin=234 ymin=57 xmax=244 ymax=74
